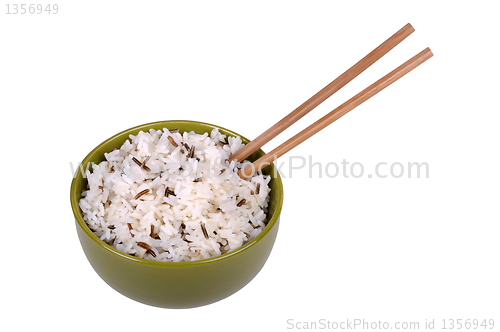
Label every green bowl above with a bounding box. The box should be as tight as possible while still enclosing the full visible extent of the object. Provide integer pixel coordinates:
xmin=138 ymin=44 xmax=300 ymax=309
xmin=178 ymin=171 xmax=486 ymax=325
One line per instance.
xmin=70 ymin=120 xmax=284 ymax=308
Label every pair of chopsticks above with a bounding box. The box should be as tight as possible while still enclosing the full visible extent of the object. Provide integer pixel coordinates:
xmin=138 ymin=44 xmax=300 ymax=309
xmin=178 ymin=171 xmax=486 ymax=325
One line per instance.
xmin=231 ymin=23 xmax=432 ymax=179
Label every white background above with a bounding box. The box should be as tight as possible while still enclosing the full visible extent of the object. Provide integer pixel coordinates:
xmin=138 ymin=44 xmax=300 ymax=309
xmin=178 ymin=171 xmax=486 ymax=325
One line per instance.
xmin=1 ymin=1 xmax=499 ymax=331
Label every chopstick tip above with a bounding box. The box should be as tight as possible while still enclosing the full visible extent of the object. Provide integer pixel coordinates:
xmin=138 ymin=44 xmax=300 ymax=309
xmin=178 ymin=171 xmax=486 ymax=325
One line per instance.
xmin=420 ymin=47 xmax=433 ymax=60
xmin=404 ymin=23 xmax=415 ymax=33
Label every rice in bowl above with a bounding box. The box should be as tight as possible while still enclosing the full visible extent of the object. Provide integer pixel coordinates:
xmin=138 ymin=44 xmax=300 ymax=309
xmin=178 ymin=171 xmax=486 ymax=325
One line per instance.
xmin=79 ymin=128 xmax=270 ymax=262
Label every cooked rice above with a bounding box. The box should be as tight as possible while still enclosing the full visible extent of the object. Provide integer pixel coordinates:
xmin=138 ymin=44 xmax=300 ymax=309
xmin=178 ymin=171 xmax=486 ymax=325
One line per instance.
xmin=79 ymin=128 xmax=271 ymax=262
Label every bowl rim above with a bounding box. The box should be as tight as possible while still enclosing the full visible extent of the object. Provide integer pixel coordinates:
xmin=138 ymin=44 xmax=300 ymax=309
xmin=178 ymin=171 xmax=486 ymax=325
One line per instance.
xmin=70 ymin=120 xmax=284 ymax=267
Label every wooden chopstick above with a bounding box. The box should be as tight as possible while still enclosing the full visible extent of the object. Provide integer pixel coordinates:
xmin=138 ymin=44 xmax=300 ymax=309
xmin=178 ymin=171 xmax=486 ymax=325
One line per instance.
xmin=238 ymin=47 xmax=433 ymax=179
xmin=228 ymin=23 xmax=415 ymax=163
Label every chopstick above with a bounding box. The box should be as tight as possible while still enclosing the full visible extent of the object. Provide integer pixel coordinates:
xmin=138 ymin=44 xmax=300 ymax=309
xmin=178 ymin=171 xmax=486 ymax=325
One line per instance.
xmin=228 ymin=23 xmax=415 ymax=163
xmin=238 ymin=47 xmax=433 ymax=179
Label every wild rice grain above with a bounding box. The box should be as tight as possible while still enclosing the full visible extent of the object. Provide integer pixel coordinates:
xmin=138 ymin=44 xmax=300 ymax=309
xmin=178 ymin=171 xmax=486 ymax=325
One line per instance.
xmin=200 ymin=223 xmax=209 ymax=239
xmin=134 ymin=189 xmax=150 ymax=200
xmin=132 ymin=157 xmax=142 ymax=167
xmin=146 ymin=249 xmax=157 ymax=258
xmin=127 ymin=223 xmax=135 ymax=237
xmin=137 ymin=242 xmax=152 ymax=250
xmin=188 ymin=145 xmax=195 ymax=158
xmin=167 ymin=136 xmax=178 ymax=147
xmin=181 ymin=233 xmax=192 ymax=243
xmin=165 ymin=188 xmax=176 ymax=197
xmin=142 ymin=156 xmax=151 ymax=172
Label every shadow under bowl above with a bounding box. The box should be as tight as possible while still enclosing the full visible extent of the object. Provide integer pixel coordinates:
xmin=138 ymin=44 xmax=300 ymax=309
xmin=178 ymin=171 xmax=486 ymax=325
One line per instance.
xmin=69 ymin=120 xmax=284 ymax=308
